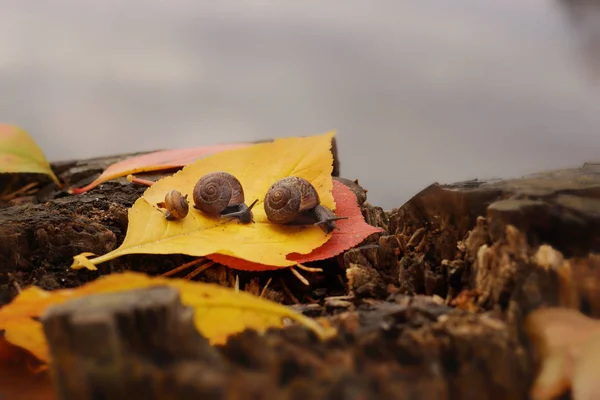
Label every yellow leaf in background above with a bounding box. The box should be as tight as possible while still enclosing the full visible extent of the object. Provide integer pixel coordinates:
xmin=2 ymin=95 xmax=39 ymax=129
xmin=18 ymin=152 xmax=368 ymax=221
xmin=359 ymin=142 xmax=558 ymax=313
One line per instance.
xmin=72 ymin=132 xmax=336 ymax=270
xmin=0 ymin=272 xmax=337 ymax=364
xmin=525 ymin=307 xmax=600 ymax=400
xmin=0 ymin=124 xmax=61 ymax=186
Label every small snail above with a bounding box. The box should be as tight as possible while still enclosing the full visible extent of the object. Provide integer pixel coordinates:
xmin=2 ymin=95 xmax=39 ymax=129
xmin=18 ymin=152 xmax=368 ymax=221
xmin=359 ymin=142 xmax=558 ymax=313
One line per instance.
xmin=193 ymin=171 xmax=256 ymax=223
xmin=157 ymin=190 xmax=189 ymax=220
xmin=264 ymin=176 xmax=346 ymax=234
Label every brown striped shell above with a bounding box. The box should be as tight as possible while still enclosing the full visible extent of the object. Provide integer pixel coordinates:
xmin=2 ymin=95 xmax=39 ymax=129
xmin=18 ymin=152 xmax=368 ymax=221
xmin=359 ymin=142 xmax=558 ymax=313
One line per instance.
xmin=163 ymin=190 xmax=189 ymax=220
xmin=264 ymin=176 xmax=320 ymax=224
xmin=193 ymin=172 xmax=245 ymax=214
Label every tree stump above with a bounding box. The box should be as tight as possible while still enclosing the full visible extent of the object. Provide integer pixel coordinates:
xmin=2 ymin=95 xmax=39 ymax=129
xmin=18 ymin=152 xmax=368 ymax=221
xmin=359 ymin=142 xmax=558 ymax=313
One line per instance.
xmin=2 ymin=149 xmax=600 ymax=399
xmin=41 ymin=286 xmax=224 ymax=399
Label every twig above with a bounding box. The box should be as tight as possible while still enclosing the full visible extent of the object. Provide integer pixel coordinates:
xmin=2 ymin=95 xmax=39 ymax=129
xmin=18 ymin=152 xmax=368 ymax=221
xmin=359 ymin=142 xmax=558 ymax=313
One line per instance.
xmin=295 ymin=263 xmax=323 ymax=273
xmin=279 ymin=277 xmax=300 ymax=304
xmin=183 ymin=261 xmax=215 ymax=280
xmin=290 ymin=267 xmax=310 ymax=286
xmin=259 ymin=277 xmax=273 ymax=298
xmin=161 ymin=258 xmax=207 ymax=277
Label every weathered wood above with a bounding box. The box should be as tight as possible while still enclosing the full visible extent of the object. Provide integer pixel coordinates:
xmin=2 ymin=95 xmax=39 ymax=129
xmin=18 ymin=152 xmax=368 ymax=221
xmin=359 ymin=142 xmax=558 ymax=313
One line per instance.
xmin=378 ymin=162 xmax=600 ymax=302
xmin=217 ymin=297 xmax=532 ymax=400
xmin=4 ymin=150 xmax=600 ymax=399
xmin=41 ymin=286 xmax=223 ymax=400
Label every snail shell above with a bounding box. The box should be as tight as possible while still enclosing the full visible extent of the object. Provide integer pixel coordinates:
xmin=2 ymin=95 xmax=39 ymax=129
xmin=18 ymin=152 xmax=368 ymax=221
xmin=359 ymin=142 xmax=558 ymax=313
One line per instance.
xmin=264 ymin=176 xmax=320 ymax=224
xmin=264 ymin=176 xmax=347 ymax=233
xmin=159 ymin=190 xmax=189 ymax=220
xmin=193 ymin=172 xmax=245 ymax=214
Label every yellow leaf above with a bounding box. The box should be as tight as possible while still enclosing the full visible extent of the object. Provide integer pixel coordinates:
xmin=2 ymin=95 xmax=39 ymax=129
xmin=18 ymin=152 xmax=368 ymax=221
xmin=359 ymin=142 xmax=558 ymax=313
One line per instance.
xmin=3 ymin=319 xmax=49 ymax=363
xmin=0 ymin=124 xmax=61 ymax=186
xmin=0 ymin=272 xmax=337 ymax=363
xmin=72 ymin=132 xmax=336 ymax=269
xmin=572 ymin=332 xmax=600 ymax=400
xmin=525 ymin=307 xmax=600 ymax=400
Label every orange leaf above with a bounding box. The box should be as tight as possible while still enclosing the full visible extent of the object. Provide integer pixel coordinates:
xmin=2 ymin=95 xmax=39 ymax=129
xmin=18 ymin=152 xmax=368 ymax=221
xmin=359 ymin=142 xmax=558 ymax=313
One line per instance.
xmin=0 ymin=272 xmax=336 ymax=364
xmin=68 ymin=143 xmax=253 ymax=194
xmin=207 ymin=179 xmax=384 ymax=270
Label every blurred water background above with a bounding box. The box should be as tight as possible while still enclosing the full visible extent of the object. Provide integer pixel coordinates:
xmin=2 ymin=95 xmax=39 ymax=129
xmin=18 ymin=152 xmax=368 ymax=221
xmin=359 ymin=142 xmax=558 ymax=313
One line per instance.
xmin=1 ymin=0 xmax=599 ymax=209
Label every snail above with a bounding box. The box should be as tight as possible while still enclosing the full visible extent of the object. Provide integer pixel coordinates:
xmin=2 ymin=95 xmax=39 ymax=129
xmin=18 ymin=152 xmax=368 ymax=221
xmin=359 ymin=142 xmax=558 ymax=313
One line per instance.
xmin=263 ymin=176 xmax=347 ymax=234
xmin=157 ymin=190 xmax=189 ymax=220
xmin=193 ymin=171 xmax=257 ymax=223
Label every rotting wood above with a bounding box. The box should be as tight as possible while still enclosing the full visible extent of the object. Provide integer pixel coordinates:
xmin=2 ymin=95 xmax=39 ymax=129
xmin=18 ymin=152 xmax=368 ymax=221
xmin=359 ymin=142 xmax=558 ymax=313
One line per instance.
xmin=35 ymin=285 xmax=535 ymax=400
xmin=368 ymin=162 xmax=600 ymax=302
xmin=41 ymin=286 xmax=225 ymax=400
xmin=3 ymin=151 xmax=600 ymax=399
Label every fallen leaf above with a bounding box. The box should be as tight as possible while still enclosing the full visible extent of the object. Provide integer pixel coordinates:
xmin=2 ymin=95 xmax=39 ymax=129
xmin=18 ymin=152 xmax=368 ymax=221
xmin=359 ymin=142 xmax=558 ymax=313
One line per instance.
xmin=0 ymin=272 xmax=336 ymax=364
xmin=571 ymin=331 xmax=600 ymax=400
xmin=71 ymin=132 xmax=337 ymax=270
xmin=0 ymin=124 xmax=60 ymax=186
xmin=207 ymin=179 xmax=384 ymax=270
xmin=68 ymin=143 xmax=253 ymax=194
xmin=3 ymin=320 xmax=49 ymax=364
xmin=525 ymin=307 xmax=600 ymax=400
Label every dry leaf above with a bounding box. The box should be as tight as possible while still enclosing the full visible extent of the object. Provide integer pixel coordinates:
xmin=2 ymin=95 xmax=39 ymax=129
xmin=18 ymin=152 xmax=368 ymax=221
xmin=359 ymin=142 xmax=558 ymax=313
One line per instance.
xmin=525 ymin=307 xmax=600 ymax=400
xmin=71 ymin=132 xmax=336 ymax=270
xmin=207 ymin=179 xmax=384 ymax=270
xmin=0 ymin=123 xmax=60 ymax=186
xmin=68 ymin=143 xmax=252 ymax=194
xmin=0 ymin=272 xmax=336 ymax=364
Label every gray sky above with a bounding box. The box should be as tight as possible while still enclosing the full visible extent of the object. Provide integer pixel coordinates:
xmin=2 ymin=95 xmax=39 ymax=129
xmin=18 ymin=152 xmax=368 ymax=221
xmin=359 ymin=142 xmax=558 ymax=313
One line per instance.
xmin=1 ymin=0 xmax=599 ymax=209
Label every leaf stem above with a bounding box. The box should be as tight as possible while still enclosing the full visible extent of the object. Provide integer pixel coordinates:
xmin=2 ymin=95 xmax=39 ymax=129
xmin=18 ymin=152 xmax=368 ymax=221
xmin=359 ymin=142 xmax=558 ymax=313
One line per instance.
xmin=126 ymin=174 xmax=155 ymax=187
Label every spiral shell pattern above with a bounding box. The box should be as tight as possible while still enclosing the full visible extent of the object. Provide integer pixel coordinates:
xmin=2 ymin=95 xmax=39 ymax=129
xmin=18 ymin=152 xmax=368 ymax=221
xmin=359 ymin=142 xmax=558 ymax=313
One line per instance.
xmin=264 ymin=176 xmax=320 ymax=224
xmin=193 ymin=172 xmax=245 ymax=214
xmin=164 ymin=190 xmax=189 ymax=219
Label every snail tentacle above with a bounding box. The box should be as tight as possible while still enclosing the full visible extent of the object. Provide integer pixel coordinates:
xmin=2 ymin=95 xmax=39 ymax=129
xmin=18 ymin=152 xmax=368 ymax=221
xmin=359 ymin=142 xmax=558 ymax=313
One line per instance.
xmin=311 ymin=204 xmax=348 ymax=234
xmin=220 ymin=199 xmax=259 ymax=224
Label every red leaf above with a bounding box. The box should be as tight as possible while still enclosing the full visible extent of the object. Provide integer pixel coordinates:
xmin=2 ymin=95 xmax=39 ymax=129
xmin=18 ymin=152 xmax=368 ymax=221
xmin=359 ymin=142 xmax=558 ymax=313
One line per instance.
xmin=207 ymin=180 xmax=383 ymax=270
xmin=206 ymin=254 xmax=282 ymax=272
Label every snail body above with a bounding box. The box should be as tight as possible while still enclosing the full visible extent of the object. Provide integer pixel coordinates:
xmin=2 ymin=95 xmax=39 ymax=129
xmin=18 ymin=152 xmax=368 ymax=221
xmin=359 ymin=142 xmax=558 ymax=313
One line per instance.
xmin=193 ymin=172 xmax=255 ymax=223
xmin=157 ymin=190 xmax=189 ymax=220
xmin=264 ymin=176 xmax=346 ymax=233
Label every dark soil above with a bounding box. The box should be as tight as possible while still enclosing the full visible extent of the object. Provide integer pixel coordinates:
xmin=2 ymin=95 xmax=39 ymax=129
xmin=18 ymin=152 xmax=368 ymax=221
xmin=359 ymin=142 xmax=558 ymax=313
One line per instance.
xmin=2 ymin=154 xmax=600 ymax=399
